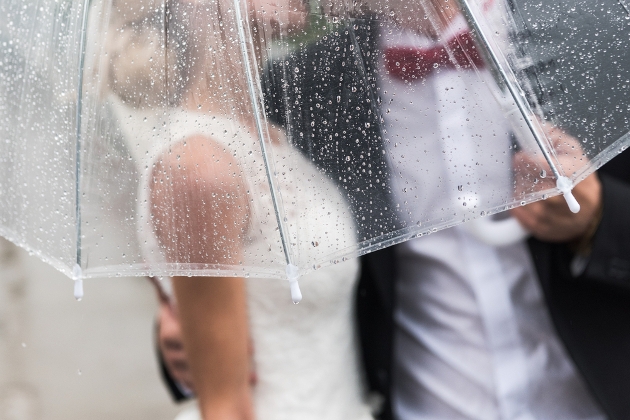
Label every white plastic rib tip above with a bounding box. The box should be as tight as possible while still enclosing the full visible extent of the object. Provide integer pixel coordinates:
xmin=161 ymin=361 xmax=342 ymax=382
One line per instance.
xmin=286 ymin=264 xmax=302 ymax=304
xmin=72 ymin=264 xmax=84 ymax=301
xmin=556 ymin=176 xmax=581 ymax=214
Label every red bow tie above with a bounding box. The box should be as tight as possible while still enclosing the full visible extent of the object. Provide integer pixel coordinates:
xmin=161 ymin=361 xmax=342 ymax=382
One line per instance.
xmin=384 ymin=31 xmax=485 ymax=83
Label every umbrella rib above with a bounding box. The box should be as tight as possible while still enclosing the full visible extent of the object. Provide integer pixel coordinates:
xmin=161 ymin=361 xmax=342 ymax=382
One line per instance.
xmin=453 ymin=0 xmax=562 ymax=180
xmin=232 ymin=0 xmax=302 ymax=302
xmin=71 ymin=0 xmax=91 ymax=299
xmin=454 ymin=0 xmax=582 ymax=213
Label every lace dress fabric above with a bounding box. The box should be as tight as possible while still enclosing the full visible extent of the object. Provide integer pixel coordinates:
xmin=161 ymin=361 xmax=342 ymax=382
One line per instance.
xmin=111 ymin=98 xmax=373 ymax=420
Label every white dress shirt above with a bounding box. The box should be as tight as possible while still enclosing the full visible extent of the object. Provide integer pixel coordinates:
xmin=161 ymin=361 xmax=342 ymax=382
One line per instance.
xmin=379 ymin=20 xmax=605 ymax=420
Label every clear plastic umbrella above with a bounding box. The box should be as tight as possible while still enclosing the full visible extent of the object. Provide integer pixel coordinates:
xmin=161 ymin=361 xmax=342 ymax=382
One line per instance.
xmin=0 ymin=0 xmax=628 ymax=301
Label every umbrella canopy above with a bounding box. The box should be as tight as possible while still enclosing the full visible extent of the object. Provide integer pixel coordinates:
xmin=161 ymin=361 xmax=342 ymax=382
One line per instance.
xmin=0 ymin=0 xmax=628 ymax=300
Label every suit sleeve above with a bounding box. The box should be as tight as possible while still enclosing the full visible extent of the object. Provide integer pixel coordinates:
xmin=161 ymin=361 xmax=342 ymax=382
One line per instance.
xmin=580 ymin=172 xmax=630 ymax=288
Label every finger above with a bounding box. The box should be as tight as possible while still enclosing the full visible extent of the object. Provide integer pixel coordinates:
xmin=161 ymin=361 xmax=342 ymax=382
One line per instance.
xmin=170 ymin=358 xmax=190 ymax=374
xmin=162 ymin=337 xmax=185 ymax=352
xmin=510 ymin=205 xmax=539 ymax=232
xmin=540 ymin=195 xmax=574 ymax=214
xmin=511 ymin=201 xmax=559 ymax=234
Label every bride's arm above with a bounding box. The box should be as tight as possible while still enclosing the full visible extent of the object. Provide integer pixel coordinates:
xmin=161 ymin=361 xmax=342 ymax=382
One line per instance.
xmin=173 ymin=277 xmax=253 ymax=420
xmin=151 ymin=135 xmax=253 ymax=420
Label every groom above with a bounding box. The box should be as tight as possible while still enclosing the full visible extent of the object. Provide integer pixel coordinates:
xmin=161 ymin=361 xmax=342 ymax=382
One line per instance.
xmin=157 ymin=0 xmax=630 ymax=418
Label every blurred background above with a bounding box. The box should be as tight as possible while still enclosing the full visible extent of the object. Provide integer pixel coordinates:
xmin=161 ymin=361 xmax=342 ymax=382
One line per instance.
xmin=0 ymin=236 xmax=186 ymax=420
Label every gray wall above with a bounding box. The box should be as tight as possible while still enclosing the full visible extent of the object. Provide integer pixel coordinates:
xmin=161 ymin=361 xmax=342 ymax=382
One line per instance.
xmin=0 ymin=237 xmax=186 ymax=420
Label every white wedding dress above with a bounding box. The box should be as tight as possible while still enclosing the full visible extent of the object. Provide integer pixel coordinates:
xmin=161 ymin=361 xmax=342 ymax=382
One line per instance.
xmin=111 ymin=98 xmax=374 ymax=420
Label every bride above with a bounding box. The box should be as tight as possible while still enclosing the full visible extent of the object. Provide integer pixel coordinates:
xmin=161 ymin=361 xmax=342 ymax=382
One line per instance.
xmin=107 ymin=0 xmax=374 ymax=419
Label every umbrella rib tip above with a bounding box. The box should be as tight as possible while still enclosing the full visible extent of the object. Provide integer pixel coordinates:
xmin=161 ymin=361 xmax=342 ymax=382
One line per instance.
xmin=72 ymin=264 xmax=84 ymax=301
xmin=286 ymin=264 xmax=302 ymax=304
xmin=556 ymin=176 xmax=581 ymax=214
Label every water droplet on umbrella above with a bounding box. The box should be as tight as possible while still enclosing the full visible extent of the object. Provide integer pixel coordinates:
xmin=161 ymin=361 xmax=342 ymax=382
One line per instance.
xmin=457 ymin=185 xmax=463 ymax=191
xmin=540 ymin=169 xmax=547 ymax=178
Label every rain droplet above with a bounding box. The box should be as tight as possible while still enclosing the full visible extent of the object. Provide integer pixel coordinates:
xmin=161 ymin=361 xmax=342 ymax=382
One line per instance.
xmin=311 ymin=241 xmax=319 ymax=247
xmin=77 ymin=369 xmax=82 ymax=376
xmin=540 ymin=169 xmax=547 ymax=178
xmin=433 ymin=63 xmax=439 ymax=69
xmin=457 ymin=185 xmax=463 ymax=191
xmin=294 ymin=67 xmax=300 ymax=73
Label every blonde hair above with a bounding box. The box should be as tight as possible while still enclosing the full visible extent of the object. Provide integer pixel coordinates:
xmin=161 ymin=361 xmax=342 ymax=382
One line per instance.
xmin=106 ymin=1 xmax=181 ymax=108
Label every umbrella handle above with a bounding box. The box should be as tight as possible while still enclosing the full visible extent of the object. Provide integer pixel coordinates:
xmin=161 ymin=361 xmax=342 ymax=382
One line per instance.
xmin=463 ymin=215 xmax=530 ymax=247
